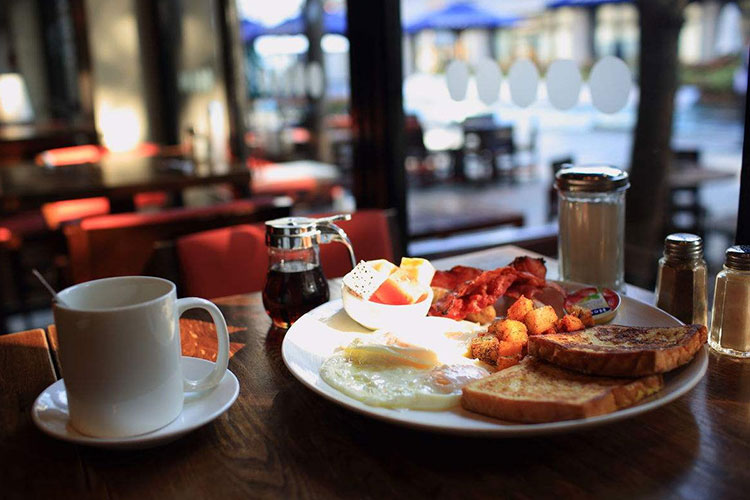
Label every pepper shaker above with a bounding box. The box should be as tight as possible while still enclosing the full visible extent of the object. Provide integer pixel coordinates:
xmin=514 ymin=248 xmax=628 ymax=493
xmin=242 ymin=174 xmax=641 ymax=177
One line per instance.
xmin=709 ymin=245 xmax=750 ymax=357
xmin=654 ymin=233 xmax=708 ymax=326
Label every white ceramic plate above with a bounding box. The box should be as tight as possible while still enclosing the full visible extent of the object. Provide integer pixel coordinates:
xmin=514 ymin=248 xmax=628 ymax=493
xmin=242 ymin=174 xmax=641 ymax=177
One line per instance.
xmin=281 ymin=294 xmax=707 ymax=437
xmin=31 ymin=356 xmax=239 ymax=449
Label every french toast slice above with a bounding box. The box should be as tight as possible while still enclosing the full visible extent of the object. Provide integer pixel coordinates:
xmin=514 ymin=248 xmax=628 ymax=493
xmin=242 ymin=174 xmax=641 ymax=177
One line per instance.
xmin=461 ymin=357 xmax=663 ymax=423
xmin=527 ymin=324 xmax=707 ymax=377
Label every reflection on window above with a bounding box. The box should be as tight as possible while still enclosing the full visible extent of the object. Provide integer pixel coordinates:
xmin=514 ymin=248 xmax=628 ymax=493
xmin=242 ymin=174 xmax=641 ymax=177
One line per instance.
xmin=237 ymin=0 xmax=353 ymax=214
xmin=401 ymin=0 xmax=745 ymax=285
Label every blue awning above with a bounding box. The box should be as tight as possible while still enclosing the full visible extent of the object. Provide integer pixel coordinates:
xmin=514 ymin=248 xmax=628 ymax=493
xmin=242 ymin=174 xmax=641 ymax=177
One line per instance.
xmin=262 ymin=10 xmax=346 ymax=36
xmin=240 ymin=19 xmax=265 ymax=41
xmin=404 ymin=2 xmax=520 ymax=34
xmin=547 ymin=0 xmax=632 ymax=8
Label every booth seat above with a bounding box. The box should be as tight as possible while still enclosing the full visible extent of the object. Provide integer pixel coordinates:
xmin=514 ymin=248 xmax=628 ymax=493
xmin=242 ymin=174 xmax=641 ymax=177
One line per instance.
xmin=64 ymin=196 xmax=291 ymax=284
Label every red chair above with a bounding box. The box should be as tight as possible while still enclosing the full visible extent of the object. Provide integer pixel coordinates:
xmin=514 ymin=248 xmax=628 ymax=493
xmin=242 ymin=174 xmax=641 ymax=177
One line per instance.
xmin=317 ymin=210 xmax=396 ymax=278
xmin=176 ymin=209 xmax=397 ymax=299
xmin=64 ymin=197 xmax=291 ymax=284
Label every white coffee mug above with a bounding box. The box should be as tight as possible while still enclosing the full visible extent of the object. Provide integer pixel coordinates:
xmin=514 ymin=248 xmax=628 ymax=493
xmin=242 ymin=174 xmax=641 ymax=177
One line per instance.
xmin=53 ymin=276 xmax=230 ymax=438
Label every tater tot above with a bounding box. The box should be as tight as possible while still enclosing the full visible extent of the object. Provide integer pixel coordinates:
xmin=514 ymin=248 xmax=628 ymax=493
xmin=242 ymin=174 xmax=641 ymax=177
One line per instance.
xmin=557 ymin=314 xmax=586 ymax=333
xmin=568 ymin=305 xmax=595 ymax=327
xmin=489 ymin=319 xmax=528 ymax=357
xmin=470 ymin=334 xmax=499 ymax=365
xmin=524 ymin=305 xmax=559 ymax=335
xmin=507 ymin=295 xmax=534 ymax=321
xmin=490 ymin=319 xmax=528 ymax=343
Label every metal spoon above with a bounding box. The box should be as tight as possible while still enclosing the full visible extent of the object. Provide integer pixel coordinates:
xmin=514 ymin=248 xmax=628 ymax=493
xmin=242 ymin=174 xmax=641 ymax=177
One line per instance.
xmin=32 ymin=269 xmax=69 ymax=307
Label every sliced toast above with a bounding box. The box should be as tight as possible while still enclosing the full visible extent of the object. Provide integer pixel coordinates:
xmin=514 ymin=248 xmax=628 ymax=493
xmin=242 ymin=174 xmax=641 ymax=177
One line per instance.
xmin=461 ymin=357 xmax=663 ymax=423
xmin=527 ymin=324 xmax=707 ymax=377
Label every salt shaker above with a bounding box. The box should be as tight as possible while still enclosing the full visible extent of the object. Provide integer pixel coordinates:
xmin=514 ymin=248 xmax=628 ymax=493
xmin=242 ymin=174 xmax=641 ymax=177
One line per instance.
xmin=709 ymin=245 xmax=750 ymax=357
xmin=654 ymin=233 xmax=708 ymax=326
xmin=555 ymin=165 xmax=630 ymax=292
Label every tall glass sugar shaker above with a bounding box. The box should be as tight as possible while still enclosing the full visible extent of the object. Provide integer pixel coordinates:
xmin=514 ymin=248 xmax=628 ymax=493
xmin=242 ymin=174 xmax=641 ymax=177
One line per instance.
xmin=709 ymin=246 xmax=750 ymax=357
xmin=555 ymin=165 xmax=630 ymax=292
xmin=654 ymin=233 xmax=708 ymax=325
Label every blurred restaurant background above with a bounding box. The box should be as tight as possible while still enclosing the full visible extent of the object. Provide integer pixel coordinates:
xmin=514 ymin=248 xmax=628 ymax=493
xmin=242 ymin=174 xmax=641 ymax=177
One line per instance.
xmin=0 ymin=0 xmax=748 ymax=331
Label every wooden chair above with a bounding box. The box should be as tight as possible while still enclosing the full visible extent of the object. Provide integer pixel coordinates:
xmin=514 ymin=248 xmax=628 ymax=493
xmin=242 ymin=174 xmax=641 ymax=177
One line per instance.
xmin=176 ymin=209 xmax=398 ymax=299
xmin=63 ymin=197 xmax=291 ymax=285
xmin=666 ymin=149 xmax=705 ymax=237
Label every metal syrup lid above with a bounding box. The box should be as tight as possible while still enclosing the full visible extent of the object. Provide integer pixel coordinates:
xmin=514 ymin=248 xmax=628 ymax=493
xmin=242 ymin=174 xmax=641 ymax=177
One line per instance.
xmin=664 ymin=233 xmax=704 ymax=261
xmin=555 ymin=165 xmax=630 ymax=193
xmin=725 ymin=245 xmax=750 ymax=271
xmin=266 ymin=217 xmax=321 ymax=250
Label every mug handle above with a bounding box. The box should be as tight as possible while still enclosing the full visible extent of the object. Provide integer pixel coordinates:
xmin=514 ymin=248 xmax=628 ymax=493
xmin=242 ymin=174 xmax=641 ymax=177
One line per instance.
xmin=176 ymin=297 xmax=230 ymax=392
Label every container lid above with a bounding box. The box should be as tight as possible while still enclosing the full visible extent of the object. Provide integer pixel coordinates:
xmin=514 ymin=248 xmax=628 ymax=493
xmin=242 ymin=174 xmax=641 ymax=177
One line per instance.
xmin=564 ymin=287 xmax=621 ymax=324
xmin=554 ymin=165 xmax=630 ymax=193
xmin=664 ymin=233 xmax=703 ymax=260
xmin=266 ymin=217 xmax=320 ymax=250
xmin=725 ymin=245 xmax=750 ymax=271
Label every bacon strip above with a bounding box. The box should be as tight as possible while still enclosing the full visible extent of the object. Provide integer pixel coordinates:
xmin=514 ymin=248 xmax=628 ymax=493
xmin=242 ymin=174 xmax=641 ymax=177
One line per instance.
xmin=430 ymin=267 xmax=519 ymax=320
xmin=429 ymin=257 xmax=552 ymax=321
xmin=508 ymin=256 xmax=547 ymax=279
xmin=431 ymin=265 xmax=483 ymax=290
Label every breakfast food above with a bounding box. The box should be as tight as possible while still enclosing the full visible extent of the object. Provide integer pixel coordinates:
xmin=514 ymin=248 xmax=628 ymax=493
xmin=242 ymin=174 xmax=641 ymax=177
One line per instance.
xmin=564 ymin=287 xmax=621 ymax=324
xmin=341 ymin=258 xmax=437 ymax=329
xmin=370 ymin=269 xmax=428 ymax=305
xmin=461 ymin=357 xmax=664 ymax=423
xmin=319 ymin=321 xmax=488 ymax=410
xmin=527 ymin=324 xmax=708 ymax=377
xmin=320 ymin=255 xmax=706 ymax=425
xmin=399 ymin=257 xmax=436 ymax=287
xmin=343 ymin=258 xmax=435 ymax=306
xmin=523 ymin=305 xmax=559 ymax=335
xmin=429 ymin=257 xmax=564 ymax=322
xmin=467 ymin=295 xmax=588 ymax=369
xmin=507 ymin=295 xmax=534 ymax=321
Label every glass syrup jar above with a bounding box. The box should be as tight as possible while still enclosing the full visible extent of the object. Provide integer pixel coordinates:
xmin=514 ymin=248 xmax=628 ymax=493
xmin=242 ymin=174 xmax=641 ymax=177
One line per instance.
xmin=262 ymin=215 xmax=356 ymax=329
xmin=709 ymin=245 xmax=750 ymax=357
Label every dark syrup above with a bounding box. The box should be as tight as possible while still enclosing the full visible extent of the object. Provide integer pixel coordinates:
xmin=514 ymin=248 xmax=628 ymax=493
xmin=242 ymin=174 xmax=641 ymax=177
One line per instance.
xmin=262 ymin=262 xmax=329 ymax=328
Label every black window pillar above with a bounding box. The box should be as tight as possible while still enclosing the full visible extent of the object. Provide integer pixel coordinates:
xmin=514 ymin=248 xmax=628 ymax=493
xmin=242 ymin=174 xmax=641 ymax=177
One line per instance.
xmin=738 ymin=47 xmax=750 ymax=245
xmin=346 ymin=0 xmax=407 ymax=255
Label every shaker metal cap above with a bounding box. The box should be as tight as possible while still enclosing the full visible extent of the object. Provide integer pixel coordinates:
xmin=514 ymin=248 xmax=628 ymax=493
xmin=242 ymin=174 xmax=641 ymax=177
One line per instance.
xmin=664 ymin=233 xmax=703 ymax=260
xmin=725 ymin=245 xmax=750 ymax=271
xmin=265 ymin=217 xmax=320 ymax=250
xmin=555 ymin=165 xmax=630 ymax=193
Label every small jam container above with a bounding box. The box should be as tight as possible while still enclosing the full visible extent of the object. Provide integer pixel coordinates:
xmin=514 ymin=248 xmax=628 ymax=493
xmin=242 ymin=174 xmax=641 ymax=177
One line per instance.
xmin=564 ymin=287 xmax=621 ymax=324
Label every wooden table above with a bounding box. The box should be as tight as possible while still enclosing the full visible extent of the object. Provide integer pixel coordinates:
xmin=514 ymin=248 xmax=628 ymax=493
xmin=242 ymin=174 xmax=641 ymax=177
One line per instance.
xmin=2 ymin=246 xmax=749 ymax=499
xmin=0 ymin=156 xmax=251 ymax=214
xmin=668 ymin=165 xmax=736 ymax=189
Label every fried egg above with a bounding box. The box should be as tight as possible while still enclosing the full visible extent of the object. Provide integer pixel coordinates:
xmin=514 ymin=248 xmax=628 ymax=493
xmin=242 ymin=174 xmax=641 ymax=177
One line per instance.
xmin=319 ymin=318 xmax=489 ymax=410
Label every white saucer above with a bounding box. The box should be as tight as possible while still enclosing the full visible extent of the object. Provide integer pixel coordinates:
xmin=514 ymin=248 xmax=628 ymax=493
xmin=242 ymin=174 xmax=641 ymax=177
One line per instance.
xmin=31 ymin=356 xmax=240 ymax=450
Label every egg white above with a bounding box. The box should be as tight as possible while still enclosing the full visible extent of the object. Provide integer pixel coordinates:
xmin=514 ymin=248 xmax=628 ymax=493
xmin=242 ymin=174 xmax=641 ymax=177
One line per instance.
xmin=319 ymin=317 xmax=489 ymax=410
